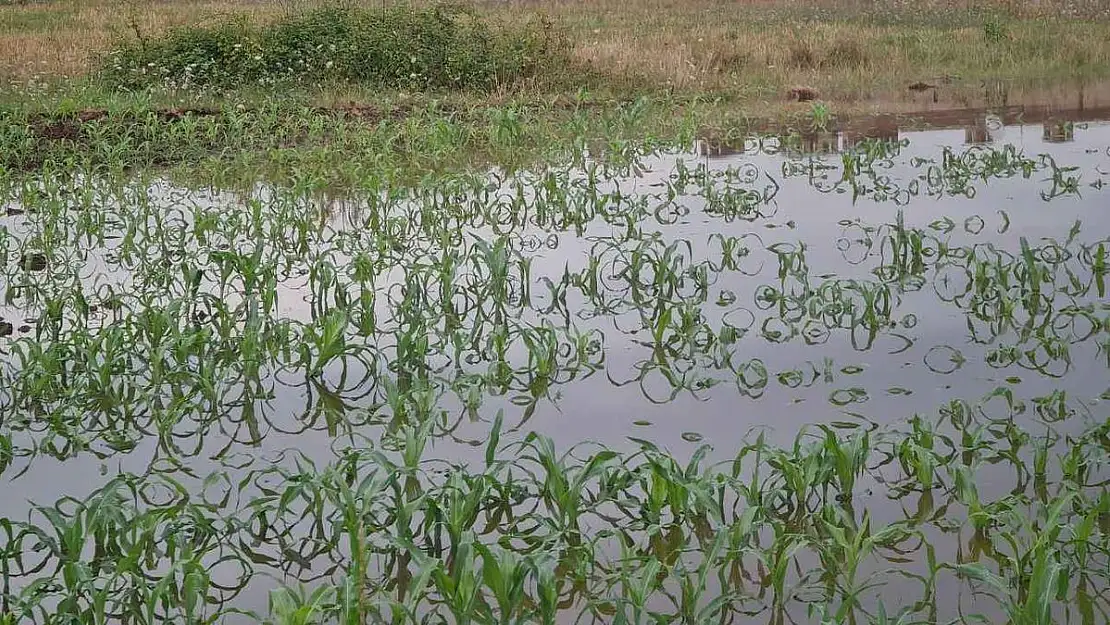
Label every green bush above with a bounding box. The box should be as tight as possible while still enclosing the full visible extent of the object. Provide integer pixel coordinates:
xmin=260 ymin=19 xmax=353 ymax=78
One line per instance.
xmin=99 ymin=4 xmax=567 ymax=91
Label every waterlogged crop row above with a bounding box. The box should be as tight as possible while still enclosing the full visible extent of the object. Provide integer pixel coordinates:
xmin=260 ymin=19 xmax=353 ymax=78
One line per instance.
xmin=2 ymin=409 xmax=1107 ymax=625
xmin=0 ymin=142 xmax=1106 ymax=461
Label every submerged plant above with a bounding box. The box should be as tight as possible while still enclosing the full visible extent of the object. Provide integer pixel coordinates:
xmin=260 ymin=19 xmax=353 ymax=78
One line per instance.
xmin=809 ymin=101 xmax=832 ymax=132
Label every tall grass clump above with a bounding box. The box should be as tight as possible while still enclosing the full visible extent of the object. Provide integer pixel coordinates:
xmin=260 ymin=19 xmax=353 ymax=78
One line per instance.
xmin=821 ymin=40 xmax=868 ymax=70
xmin=99 ymin=4 xmax=567 ymax=91
xmin=787 ymin=41 xmax=817 ymax=69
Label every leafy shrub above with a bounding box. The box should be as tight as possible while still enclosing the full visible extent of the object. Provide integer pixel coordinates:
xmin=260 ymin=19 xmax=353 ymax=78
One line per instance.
xmin=100 ymin=4 xmax=567 ymax=91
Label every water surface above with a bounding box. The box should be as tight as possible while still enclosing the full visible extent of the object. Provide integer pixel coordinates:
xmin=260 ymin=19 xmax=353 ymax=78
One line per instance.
xmin=1 ymin=114 xmax=1108 ymax=624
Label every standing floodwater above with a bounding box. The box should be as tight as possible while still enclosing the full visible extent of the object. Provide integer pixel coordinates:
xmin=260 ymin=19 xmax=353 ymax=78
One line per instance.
xmin=0 ymin=119 xmax=1108 ymax=624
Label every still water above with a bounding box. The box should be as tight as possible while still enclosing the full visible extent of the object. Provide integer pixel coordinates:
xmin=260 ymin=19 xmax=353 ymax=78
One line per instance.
xmin=1 ymin=113 xmax=1108 ymax=623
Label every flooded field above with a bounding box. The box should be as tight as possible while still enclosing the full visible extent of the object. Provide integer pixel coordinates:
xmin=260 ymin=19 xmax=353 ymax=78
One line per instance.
xmin=1 ymin=112 xmax=1108 ymax=624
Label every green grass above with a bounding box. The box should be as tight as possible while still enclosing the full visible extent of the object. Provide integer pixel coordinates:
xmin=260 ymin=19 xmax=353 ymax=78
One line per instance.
xmin=0 ymin=95 xmax=699 ymax=184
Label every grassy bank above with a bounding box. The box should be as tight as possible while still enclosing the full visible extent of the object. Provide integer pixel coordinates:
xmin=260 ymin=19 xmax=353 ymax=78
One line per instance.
xmin=3 ymin=0 xmax=1110 ymax=102
xmin=1 ymin=0 xmax=1110 ymax=179
xmin=0 ymin=97 xmax=709 ymax=185
xmin=3 ymin=0 xmax=1110 ymax=98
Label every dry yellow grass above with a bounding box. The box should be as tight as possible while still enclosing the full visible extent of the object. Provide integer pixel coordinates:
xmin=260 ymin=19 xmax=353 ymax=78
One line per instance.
xmin=0 ymin=1 xmax=282 ymax=78
xmin=2 ymin=0 xmax=1109 ymax=106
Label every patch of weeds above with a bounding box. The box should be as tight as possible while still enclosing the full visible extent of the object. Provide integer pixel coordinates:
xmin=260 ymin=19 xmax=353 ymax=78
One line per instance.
xmin=99 ymin=4 xmax=569 ymax=92
xmin=1068 ymin=46 xmax=1092 ymax=71
xmin=808 ymin=100 xmax=831 ymax=131
xmin=983 ymin=17 xmax=1009 ymax=44
xmin=699 ymin=48 xmax=749 ymax=74
xmin=788 ymin=41 xmax=817 ymax=69
xmin=821 ymin=40 xmax=868 ymax=69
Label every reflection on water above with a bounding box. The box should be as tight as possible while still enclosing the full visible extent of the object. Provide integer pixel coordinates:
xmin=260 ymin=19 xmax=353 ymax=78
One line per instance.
xmin=840 ymin=116 xmax=900 ymax=150
xmin=0 ymin=115 xmax=1109 ymax=624
xmin=701 ymin=104 xmax=1106 ymax=157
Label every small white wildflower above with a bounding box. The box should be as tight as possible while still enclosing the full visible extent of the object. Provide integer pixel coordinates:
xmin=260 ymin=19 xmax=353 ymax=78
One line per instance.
xmin=326 ymin=60 xmax=334 ymax=69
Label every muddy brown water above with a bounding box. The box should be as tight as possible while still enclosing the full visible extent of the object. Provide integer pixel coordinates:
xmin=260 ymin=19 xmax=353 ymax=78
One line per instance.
xmin=1 ymin=111 xmax=1109 ymax=622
